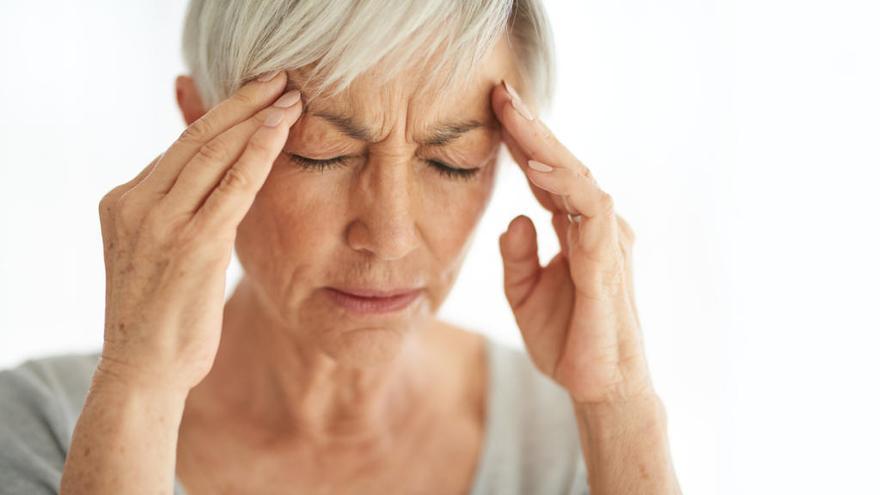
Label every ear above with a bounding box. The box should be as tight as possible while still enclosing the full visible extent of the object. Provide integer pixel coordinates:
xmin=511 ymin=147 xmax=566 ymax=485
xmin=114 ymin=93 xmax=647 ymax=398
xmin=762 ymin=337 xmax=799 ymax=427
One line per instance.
xmin=174 ymin=74 xmax=207 ymax=126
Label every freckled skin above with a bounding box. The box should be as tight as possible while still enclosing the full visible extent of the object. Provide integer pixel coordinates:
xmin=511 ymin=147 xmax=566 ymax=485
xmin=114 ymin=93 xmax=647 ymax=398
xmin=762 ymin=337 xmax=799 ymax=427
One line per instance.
xmin=164 ymin=39 xmax=531 ymax=495
xmin=233 ymin=39 xmax=524 ymax=365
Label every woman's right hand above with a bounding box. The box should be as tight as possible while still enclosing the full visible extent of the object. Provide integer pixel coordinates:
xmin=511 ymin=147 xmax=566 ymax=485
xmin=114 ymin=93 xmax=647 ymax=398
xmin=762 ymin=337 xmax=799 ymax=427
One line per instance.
xmin=96 ymin=70 xmax=302 ymax=394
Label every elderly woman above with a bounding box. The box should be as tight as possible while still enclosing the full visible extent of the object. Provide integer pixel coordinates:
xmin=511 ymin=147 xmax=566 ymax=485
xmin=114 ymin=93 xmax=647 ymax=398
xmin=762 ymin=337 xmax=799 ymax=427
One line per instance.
xmin=0 ymin=1 xmax=680 ymax=494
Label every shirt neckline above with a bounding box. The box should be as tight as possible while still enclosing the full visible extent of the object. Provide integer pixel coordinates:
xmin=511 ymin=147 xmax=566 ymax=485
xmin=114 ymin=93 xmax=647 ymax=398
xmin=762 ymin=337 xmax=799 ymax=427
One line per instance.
xmin=174 ymin=335 xmax=499 ymax=495
xmin=466 ymin=333 xmax=498 ymax=495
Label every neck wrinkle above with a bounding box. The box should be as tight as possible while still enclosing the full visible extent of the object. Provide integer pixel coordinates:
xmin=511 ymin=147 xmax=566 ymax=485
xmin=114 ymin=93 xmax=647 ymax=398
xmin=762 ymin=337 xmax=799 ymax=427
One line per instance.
xmin=187 ymin=277 xmax=434 ymax=448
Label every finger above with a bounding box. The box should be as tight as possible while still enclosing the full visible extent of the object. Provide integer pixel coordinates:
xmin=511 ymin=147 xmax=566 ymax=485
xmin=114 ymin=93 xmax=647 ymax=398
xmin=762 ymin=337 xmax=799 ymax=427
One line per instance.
xmin=108 ymin=152 xmax=165 ymax=202
xmin=98 ymin=152 xmax=165 ymax=287
xmin=161 ymin=90 xmax=302 ymax=215
xmin=616 ymin=214 xmax=641 ymax=328
xmin=492 ymin=82 xmax=603 ymax=219
xmin=501 ymin=127 xmax=562 ymax=213
xmin=551 ymin=210 xmax=572 ymax=259
xmin=616 ymin=213 xmax=635 ymax=245
xmin=491 ymin=81 xmax=582 ymax=173
xmin=193 ymin=96 xmax=301 ymax=233
xmin=492 ymin=80 xmax=611 ymax=220
xmin=131 ymin=151 xmax=165 ymax=185
xmin=502 ymin=127 xmax=574 ymax=262
xmin=99 ymin=152 xmax=165 ymax=240
xmin=137 ymin=70 xmax=289 ymax=196
xmin=523 ymin=159 xmax=614 ymax=220
xmin=499 ymin=215 xmax=541 ymax=310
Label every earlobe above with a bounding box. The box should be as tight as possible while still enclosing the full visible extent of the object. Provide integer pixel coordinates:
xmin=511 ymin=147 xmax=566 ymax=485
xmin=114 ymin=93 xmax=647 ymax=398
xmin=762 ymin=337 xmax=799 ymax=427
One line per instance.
xmin=174 ymin=74 xmax=206 ymax=126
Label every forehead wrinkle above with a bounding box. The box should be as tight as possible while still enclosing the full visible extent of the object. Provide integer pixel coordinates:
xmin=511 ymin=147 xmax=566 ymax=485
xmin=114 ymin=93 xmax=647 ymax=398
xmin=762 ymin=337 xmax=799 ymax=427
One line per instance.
xmin=311 ymin=109 xmax=380 ymax=143
xmin=304 ymin=106 xmax=493 ymax=147
xmin=287 ymin=74 xmax=495 ymax=146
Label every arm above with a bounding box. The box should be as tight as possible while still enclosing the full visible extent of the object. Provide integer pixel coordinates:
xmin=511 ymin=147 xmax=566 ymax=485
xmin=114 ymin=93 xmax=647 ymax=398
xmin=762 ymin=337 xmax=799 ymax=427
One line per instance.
xmin=573 ymin=395 xmax=681 ymax=495
xmin=60 ymin=370 xmax=187 ymax=494
xmin=491 ymin=80 xmax=682 ymax=493
xmin=59 ymin=69 xmax=303 ymax=494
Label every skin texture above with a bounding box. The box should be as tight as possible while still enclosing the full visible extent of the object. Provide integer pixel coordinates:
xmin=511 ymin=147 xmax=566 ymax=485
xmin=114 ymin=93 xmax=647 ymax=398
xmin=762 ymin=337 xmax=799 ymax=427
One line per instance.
xmin=173 ymin=41 xmax=514 ymax=494
xmin=492 ymin=81 xmax=683 ymax=494
xmin=59 ymin=34 xmax=680 ymax=495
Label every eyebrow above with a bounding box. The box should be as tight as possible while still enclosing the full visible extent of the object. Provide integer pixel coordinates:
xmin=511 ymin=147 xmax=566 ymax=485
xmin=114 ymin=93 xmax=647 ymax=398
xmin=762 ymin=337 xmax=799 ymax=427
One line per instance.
xmin=287 ymin=80 xmax=491 ymax=145
xmin=307 ymin=106 xmax=488 ymax=146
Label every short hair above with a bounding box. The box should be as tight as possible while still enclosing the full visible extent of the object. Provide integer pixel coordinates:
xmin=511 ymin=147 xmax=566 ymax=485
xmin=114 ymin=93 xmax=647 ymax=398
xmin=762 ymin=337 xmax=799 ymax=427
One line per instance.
xmin=181 ymin=0 xmax=556 ymax=112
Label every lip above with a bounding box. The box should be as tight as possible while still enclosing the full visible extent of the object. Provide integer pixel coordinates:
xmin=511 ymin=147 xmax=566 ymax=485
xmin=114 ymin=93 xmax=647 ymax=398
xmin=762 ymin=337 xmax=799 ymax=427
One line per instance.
xmin=324 ymin=287 xmax=423 ymax=315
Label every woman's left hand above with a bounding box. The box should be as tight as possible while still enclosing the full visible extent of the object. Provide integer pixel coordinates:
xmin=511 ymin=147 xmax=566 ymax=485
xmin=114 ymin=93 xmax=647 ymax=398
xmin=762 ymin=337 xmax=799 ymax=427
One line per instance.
xmin=492 ymin=81 xmax=654 ymax=405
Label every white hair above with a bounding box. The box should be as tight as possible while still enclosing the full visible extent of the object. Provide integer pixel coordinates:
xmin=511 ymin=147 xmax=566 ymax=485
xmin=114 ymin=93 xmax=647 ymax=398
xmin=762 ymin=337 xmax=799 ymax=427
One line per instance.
xmin=181 ymin=0 xmax=555 ymax=112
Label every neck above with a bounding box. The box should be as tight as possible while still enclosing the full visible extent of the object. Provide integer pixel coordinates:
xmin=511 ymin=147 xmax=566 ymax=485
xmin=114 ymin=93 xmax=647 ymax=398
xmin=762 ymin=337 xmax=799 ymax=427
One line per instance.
xmin=186 ymin=278 xmax=436 ymax=447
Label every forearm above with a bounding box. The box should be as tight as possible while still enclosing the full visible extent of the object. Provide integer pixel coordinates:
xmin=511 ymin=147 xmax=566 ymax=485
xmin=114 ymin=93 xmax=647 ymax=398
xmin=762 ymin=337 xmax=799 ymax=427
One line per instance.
xmin=60 ymin=367 xmax=187 ymax=495
xmin=573 ymin=394 xmax=681 ymax=495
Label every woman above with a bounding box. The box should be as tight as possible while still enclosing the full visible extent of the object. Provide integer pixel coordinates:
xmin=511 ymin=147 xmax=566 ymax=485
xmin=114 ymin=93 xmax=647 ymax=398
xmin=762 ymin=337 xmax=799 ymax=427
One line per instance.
xmin=0 ymin=0 xmax=681 ymax=493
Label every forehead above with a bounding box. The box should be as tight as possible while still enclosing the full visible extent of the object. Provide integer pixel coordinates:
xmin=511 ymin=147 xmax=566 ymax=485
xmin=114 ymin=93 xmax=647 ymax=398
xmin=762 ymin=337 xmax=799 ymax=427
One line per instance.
xmin=284 ymin=38 xmax=520 ymax=142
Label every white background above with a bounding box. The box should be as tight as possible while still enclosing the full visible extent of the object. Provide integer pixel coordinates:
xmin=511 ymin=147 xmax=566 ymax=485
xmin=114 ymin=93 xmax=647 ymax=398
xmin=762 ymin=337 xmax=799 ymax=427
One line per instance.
xmin=2 ymin=1 xmax=878 ymax=493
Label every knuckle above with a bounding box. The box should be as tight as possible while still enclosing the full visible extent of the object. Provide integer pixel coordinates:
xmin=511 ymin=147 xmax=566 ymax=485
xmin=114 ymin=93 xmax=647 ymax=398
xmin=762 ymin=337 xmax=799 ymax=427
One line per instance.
xmin=617 ymin=214 xmax=636 ymax=243
xmin=179 ymin=118 xmax=214 ymax=145
xmin=98 ymin=199 xmax=117 ymax=241
xmin=98 ymin=192 xmax=116 ymax=219
xmin=230 ymin=89 xmax=258 ymax=108
xmin=599 ymin=271 xmax=624 ymax=297
xmin=196 ymin=139 xmax=230 ymax=165
xmin=579 ymin=165 xmax=596 ymax=184
xmin=115 ymin=193 xmax=141 ymax=224
xmin=598 ymin=191 xmax=615 ymax=214
xmin=576 ymin=264 xmax=626 ymax=300
xmin=249 ymin=134 xmax=274 ymax=155
xmin=219 ymin=166 xmax=251 ymax=192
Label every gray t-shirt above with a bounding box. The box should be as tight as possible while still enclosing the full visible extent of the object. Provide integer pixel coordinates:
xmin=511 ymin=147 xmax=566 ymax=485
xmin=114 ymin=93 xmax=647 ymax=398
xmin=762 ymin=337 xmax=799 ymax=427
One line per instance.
xmin=0 ymin=338 xmax=588 ymax=494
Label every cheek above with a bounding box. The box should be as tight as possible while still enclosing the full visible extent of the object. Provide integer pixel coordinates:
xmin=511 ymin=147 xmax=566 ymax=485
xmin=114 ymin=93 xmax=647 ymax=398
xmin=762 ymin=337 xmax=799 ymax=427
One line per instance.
xmin=419 ymin=162 xmax=498 ymax=261
xmin=237 ymin=157 xmax=497 ymax=272
xmin=234 ymin=168 xmax=346 ymax=290
xmin=261 ymin=179 xmax=339 ymax=250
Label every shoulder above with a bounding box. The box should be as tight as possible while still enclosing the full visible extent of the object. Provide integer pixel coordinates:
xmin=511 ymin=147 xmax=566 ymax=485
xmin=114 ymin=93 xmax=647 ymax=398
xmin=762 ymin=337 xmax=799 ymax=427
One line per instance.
xmin=0 ymin=351 xmax=101 ymax=426
xmin=486 ymin=339 xmax=579 ymax=443
xmin=478 ymin=338 xmax=590 ymax=494
xmin=0 ymin=351 xmax=101 ymax=494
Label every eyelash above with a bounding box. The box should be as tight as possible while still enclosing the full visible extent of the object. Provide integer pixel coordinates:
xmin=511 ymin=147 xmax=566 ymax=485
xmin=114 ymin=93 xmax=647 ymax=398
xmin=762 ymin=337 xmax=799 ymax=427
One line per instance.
xmin=283 ymin=153 xmax=481 ymax=181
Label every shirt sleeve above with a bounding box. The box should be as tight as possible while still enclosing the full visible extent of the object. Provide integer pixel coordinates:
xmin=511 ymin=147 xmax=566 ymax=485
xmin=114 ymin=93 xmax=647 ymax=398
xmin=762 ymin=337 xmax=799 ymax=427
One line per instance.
xmin=0 ymin=366 xmax=71 ymax=495
xmin=569 ymin=450 xmax=590 ymax=495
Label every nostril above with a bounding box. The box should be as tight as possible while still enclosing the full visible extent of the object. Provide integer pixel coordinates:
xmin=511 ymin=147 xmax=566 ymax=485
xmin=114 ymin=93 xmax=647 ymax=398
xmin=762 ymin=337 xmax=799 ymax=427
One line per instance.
xmin=345 ymin=217 xmax=419 ymax=261
xmin=346 ymin=168 xmax=420 ymax=259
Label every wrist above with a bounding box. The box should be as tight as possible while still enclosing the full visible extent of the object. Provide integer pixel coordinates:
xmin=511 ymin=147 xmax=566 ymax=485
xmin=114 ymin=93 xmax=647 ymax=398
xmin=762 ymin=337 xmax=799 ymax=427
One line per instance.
xmin=96 ymin=350 xmax=194 ymax=394
xmin=572 ymin=393 xmax=668 ymax=440
xmin=85 ymin=368 xmax=189 ymax=437
xmin=571 ymin=393 xmax=681 ymax=494
xmin=63 ymin=355 xmax=189 ymax=495
xmin=93 ymin=355 xmax=191 ymax=407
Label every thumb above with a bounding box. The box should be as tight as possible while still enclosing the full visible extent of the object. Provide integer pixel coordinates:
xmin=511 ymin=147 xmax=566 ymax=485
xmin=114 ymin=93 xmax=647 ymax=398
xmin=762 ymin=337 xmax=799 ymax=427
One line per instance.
xmin=499 ymin=215 xmax=541 ymax=310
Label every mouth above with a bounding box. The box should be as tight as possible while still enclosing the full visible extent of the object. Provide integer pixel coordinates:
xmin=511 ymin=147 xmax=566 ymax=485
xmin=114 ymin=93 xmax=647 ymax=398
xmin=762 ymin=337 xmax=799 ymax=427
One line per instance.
xmin=324 ymin=287 xmax=423 ymax=315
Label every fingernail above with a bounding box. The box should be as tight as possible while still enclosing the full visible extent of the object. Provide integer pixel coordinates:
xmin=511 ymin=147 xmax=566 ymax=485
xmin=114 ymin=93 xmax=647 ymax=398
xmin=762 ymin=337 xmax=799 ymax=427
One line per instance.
xmin=263 ymin=108 xmax=284 ymax=127
xmin=257 ymin=69 xmax=282 ymax=82
xmin=528 ymin=159 xmax=553 ymax=172
xmin=503 ymin=79 xmax=534 ymax=121
xmin=273 ymin=89 xmax=301 ymax=108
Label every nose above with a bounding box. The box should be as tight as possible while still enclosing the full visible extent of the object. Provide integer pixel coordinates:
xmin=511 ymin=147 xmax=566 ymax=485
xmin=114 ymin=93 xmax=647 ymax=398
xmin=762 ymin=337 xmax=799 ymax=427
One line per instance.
xmin=345 ymin=156 xmax=420 ymax=261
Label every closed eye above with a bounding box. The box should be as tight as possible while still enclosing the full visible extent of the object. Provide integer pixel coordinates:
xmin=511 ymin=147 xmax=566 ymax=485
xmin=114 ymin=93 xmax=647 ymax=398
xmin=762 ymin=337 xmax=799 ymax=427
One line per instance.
xmin=284 ymin=153 xmax=349 ymax=172
xmin=283 ymin=152 xmax=481 ymax=181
